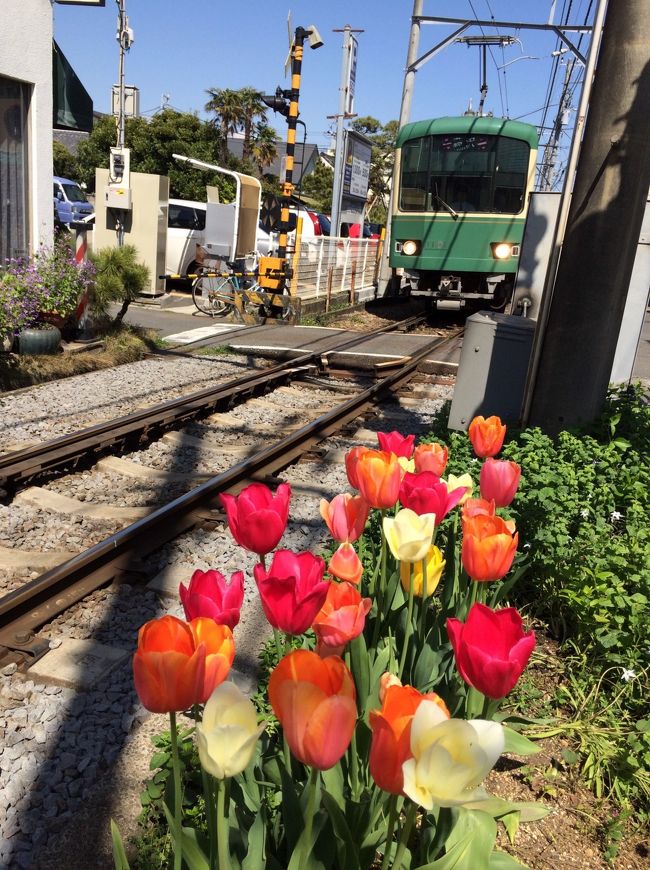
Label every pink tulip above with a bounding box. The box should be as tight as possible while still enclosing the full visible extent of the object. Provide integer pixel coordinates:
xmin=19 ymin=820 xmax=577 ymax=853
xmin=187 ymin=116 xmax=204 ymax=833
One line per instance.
xmin=320 ymin=493 xmax=370 ymax=543
xmin=254 ymin=550 xmax=329 ymax=635
xmin=328 ymin=542 xmax=363 ymax=585
xmin=179 ymin=569 xmax=245 ymax=629
xmin=399 ymin=471 xmax=467 ymax=525
xmin=377 ymin=431 xmax=415 ymax=459
xmin=220 ymin=482 xmax=290 ymax=555
xmin=479 ymin=459 xmax=521 ymax=507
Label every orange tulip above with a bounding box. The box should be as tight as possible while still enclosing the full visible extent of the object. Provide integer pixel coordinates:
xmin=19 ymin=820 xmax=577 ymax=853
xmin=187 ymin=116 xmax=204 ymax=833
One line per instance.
xmin=369 ymin=682 xmax=449 ymax=795
xmin=468 ymin=415 xmax=506 ymax=458
xmin=345 ymin=446 xmax=370 ymax=490
xmin=313 ymin=581 xmax=371 ymax=656
xmin=462 ymin=514 xmax=518 ymax=582
xmin=413 ymin=442 xmax=448 ymax=477
xmin=355 ymin=449 xmax=401 ymax=509
xmin=328 ymin=542 xmax=363 ymax=585
xmin=133 ymin=615 xmax=206 ymax=713
xmin=189 ymin=617 xmax=235 ymax=703
xmin=268 ymin=650 xmax=357 ymax=769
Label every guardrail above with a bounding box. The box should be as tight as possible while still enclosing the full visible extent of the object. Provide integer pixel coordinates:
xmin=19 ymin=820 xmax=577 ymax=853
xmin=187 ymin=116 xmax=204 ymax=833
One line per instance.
xmin=291 ymin=236 xmax=381 ymax=305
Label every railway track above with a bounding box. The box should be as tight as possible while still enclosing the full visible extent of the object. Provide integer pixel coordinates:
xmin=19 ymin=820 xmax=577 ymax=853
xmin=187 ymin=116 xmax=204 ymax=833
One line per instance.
xmin=0 ymin=322 xmax=460 ymax=665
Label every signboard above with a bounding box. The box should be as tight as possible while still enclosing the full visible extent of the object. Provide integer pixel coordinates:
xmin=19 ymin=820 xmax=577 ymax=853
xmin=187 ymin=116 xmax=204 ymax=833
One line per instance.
xmin=342 ymin=130 xmax=372 ymax=202
xmin=346 ymin=36 xmax=358 ymax=114
xmin=441 ymin=135 xmax=489 ymax=152
xmin=55 ymin=1 xmax=106 ymax=6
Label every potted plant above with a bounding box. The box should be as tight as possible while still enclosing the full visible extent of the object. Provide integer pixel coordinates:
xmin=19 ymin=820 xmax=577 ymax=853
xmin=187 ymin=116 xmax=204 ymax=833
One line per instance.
xmin=0 ymin=271 xmax=38 ymax=352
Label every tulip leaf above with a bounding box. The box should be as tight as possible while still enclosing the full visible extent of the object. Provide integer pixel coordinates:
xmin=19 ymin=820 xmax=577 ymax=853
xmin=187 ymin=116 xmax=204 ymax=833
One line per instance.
xmin=321 ymin=789 xmax=360 ymax=870
xmin=162 ymin=805 xmax=210 ymax=870
xmin=242 ymin=811 xmax=266 ymax=870
xmin=415 ymin=809 xmax=497 ymax=869
xmin=488 ymin=851 xmax=529 ymax=869
xmin=321 ymin=764 xmax=345 ymax=810
xmin=286 ymin=812 xmax=330 ymax=870
xmin=414 ymin=643 xmax=442 ymax=691
xmin=502 ymin=727 xmax=541 ymax=757
xmin=500 ymin=811 xmax=520 ymax=844
xmin=463 ymin=797 xmax=550 ymax=824
xmin=350 ymin=633 xmax=370 ymax=714
xmin=110 ymin=820 xmax=131 ymax=870
xmin=279 ymin=762 xmax=302 ymax=854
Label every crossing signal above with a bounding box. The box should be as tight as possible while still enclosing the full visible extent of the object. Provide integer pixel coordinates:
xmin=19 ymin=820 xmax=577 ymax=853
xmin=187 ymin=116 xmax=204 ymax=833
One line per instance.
xmin=261 ymin=87 xmax=292 ymax=118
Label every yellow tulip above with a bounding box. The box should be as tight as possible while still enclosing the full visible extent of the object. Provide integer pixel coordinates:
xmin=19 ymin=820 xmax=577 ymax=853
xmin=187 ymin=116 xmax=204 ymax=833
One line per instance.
xmin=446 ymin=473 xmax=474 ymax=505
xmin=397 ymin=456 xmax=415 ymax=476
xmin=383 ymin=508 xmax=436 ymax=564
xmin=401 ymin=700 xmax=504 ymax=809
xmin=400 ymin=545 xmax=446 ymax=597
xmin=196 ymin=681 xmax=265 ymax=779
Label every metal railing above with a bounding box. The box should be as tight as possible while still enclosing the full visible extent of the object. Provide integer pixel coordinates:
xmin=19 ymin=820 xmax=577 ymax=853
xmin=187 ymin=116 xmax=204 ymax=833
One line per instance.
xmin=290 ymin=236 xmax=381 ymax=303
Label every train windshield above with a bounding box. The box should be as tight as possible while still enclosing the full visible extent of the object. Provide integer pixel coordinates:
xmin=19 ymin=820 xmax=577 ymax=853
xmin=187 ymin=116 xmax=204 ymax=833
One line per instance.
xmin=399 ymin=133 xmax=529 ymax=214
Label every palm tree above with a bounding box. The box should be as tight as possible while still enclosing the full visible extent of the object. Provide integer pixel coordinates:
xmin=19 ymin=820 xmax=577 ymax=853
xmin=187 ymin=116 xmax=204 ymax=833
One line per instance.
xmin=250 ymin=123 xmax=279 ymax=176
xmin=239 ymin=88 xmax=267 ymax=162
xmin=205 ymin=88 xmax=247 ymax=162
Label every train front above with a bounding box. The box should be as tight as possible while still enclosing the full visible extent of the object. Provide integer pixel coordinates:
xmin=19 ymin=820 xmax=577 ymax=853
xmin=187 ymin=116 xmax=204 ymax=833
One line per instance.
xmin=390 ymin=116 xmax=538 ymax=312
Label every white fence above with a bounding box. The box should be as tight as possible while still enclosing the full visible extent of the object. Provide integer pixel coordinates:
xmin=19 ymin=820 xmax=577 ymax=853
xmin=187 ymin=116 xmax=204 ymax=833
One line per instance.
xmin=290 ymin=236 xmax=381 ymax=303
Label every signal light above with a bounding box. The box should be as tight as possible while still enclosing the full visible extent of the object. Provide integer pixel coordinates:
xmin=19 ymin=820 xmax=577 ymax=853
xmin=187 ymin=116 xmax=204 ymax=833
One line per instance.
xmin=261 ymin=87 xmax=292 ymax=118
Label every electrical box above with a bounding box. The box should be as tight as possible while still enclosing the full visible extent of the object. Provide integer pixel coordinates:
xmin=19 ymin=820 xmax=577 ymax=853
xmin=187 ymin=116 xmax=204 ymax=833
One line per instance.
xmin=111 ymin=85 xmax=140 ymax=118
xmin=448 ymin=312 xmax=536 ymax=430
xmin=105 ymin=186 xmax=132 ymax=210
xmin=204 ymin=202 xmax=236 ymax=259
xmin=106 ymin=147 xmax=132 ymax=210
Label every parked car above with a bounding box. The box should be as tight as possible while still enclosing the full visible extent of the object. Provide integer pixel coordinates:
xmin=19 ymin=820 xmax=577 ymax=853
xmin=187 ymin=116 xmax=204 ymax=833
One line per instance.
xmin=53 ymin=176 xmax=94 ymax=224
xmin=316 ymin=213 xmax=331 ymax=236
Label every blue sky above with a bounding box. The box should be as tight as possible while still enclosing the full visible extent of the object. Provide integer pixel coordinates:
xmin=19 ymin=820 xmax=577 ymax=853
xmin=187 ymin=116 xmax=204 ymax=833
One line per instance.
xmin=53 ymin=1 xmax=595 ymax=172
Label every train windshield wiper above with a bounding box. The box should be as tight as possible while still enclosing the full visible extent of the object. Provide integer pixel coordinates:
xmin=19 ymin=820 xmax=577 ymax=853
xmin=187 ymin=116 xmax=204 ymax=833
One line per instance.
xmin=433 ymin=191 xmax=458 ymax=220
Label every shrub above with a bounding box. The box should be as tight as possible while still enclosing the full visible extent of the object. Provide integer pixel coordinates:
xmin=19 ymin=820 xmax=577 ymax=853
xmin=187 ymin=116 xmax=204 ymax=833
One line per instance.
xmin=89 ymin=245 xmax=150 ymax=323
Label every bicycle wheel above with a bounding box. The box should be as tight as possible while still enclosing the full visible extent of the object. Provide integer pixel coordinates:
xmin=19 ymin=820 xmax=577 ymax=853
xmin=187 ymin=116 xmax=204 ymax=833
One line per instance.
xmin=192 ymin=276 xmax=235 ymax=316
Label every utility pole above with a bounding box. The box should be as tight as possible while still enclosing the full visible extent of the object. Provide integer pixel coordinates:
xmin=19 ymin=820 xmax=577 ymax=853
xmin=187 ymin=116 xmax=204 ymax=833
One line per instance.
xmin=525 ymin=0 xmax=650 ymax=433
xmin=539 ymin=57 xmax=575 ymax=191
xmin=115 ymin=0 xmax=132 ymax=150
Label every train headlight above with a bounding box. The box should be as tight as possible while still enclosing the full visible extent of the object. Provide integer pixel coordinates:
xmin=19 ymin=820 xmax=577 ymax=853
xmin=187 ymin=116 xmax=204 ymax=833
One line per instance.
xmin=401 ymin=240 xmax=419 ymax=256
xmin=491 ymin=242 xmax=513 ymax=260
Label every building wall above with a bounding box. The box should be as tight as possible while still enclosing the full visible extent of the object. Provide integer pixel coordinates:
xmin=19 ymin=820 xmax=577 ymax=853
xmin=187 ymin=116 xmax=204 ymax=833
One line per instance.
xmin=0 ymin=0 xmax=54 ymax=254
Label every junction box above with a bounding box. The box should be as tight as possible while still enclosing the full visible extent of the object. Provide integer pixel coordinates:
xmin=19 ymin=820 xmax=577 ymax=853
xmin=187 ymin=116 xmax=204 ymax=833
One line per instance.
xmin=448 ymin=312 xmax=536 ymax=430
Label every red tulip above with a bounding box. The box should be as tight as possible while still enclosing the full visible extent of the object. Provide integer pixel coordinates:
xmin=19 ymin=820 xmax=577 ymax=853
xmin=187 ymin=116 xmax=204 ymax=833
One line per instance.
xmin=468 ymin=415 xmax=506 ymax=458
xmin=220 ymin=482 xmax=290 ymax=555
xmin=413 ymin=442 xmax=448 ymax=477
xmin=369 ymin=683 xmax=450 ymax=795
xmin=462 ymin=515 xmax=518 ymax=582
xmin=133 ymin=615 xmax=234 ymax=712
xmin=320 ymin=493 xmax=370 ymax=543
xmin=399 ymin=471 xmax=467 ymax=525
xmin=179 ymin=568 xmax=245 ymax=629
xmin=345 ymin=446 xmax=370 ymax=490
xmin=254 ymin=549 xmax=329 ymax=634
xmin=313 ymin=581 xmax=371 ymax=656
xmin=355 ymin=449 xmax=402 ymax=509
xmin=480 ymin=458 xmax=521 ymax=507
xmin=328 ymin=542 xmax=363 ymax=585
xmin=446 ymin=603 xmax=535 ymax=699
xmin=269 ymin=650 xmax=357 ymax=769
xmin=377 ymin=431 xmax=415 ymax=459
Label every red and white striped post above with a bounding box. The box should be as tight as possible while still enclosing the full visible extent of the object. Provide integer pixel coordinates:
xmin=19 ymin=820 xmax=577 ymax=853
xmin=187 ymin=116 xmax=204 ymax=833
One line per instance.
xmin=71 ymin=223 xmax=91 ymax=337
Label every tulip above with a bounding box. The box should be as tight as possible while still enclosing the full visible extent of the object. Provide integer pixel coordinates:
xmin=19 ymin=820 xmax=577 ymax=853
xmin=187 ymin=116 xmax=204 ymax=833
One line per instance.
xmin=402 ymin=701 xmax=505 ymax=809
xmin=369 ymin=683 xmax=449 ymax=795
xmin=377 ymin=430 xmax=415 ymax=459
xmin=468 ymin=415 xmax=506 ymax=458
xmin=480 ymin=458 xmax=521 ymax=507
xmin=413 ymin=442 xmax=448 ymax=477
xmin=269 ymin=650 xmax=357 ymax=769
xmin=383 ymin=508 xmax=436 ymax=563
xmin=399 ymin=471 xmax=467 ymax=524
xmin=445 ymin=473 xmax=474 ymax=504
xmin=461 ymin=497 xmax=496 ymax=522
xmin=133 ymin=615 xmax=206 ymax=714
xmin=328 ymin=542 xmax=363 ymax=585
xmin=462 ymin=514 xmax=518 ymax=582
xmin=397 ymin=456 xmax=415 ymax=477
xmin=220 ymin=481 xmax=290 ymax=555
xmin=196 ymin=681 xmax=265 ymax=779
xmin=313 ymin=581 xmax=371 ymax=656
xmin=355 ymin=449 xmax=402 ymax=509
xmin=446 ymin=603 xmax=535 ymax=699
xmin=254 ymin=549 xmax=329 ymax=635
xmin=179 ymin=568 xmax=245 ymax=629
xmin=319 ymin=493 xmax=369 ymax=543
xmin=379 ymin=672 xmax=403 ymax=704
xmin=345 ymin=445 xmax=370 ymax=490
xmin=400 ymin=544 xmax=446 ymax=597
xmin=190 ymin=618 xmax=236 ymax=703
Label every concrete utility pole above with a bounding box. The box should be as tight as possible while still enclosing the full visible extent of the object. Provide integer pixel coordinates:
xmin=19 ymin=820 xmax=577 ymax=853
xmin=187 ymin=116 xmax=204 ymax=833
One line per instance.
xmin=539 ymin=58 xmax=574 ymax=191
xmin=526 ymin=0 xmax=650 ymax=433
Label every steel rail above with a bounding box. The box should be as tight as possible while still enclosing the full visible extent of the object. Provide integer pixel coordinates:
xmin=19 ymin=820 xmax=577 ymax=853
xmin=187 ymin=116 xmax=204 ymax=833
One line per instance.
xmin=0 ymin=329 xmax=459 ymax=657
xmin=0 ymin=314 xmax=427 ymax=487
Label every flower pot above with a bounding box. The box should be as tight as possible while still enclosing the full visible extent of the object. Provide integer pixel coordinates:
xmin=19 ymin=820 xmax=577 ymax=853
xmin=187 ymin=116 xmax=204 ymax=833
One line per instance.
xmin=17 ymin=326 xmax=61 ymax=356
xmin=1 ymin=332 xmax=14 ymax=353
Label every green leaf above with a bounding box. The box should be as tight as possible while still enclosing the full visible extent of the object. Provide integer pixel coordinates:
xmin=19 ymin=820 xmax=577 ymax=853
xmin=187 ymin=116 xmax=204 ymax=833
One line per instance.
xmin=488 ymin=851 xmax=529 ymax=869
xmin=416 ymin=809 xmax=497 ymax=869
xmin=242 ymin=811 xmax=266 ymax=870
xmin=502 ymin=727 xmax=541 ymax=756
xmin=350 ymin=633 xmax=370 ymax=714
xmin=162 ymin=805 xmax=210 ymax=870
xmin=414 ymin=643 xmax=442 ymax=692
xmin=500 ymin=811 xmax=520 ymax=845
xmin=279 ymin=760 xmax=303 ymax=854
xmin=286 ymin=812 xmax=329 ymax=870
xmin=321 ymin=763 xmax=345 ymax=810
xmin=110 ymin=820 xmax=131 ymax=870
xmin=149 ymin=750 xmax=170 ymax=769
xmin=321 ymin=789 xmax=360 ymax=870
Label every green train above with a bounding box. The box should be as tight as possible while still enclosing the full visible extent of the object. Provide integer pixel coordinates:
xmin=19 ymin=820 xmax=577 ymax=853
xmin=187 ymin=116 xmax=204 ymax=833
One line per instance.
xmin=390 ymin=115 xmax=539 ymax=311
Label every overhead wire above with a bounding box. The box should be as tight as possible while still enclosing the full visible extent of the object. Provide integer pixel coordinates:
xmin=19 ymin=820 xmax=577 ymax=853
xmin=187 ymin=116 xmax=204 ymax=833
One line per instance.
xmin=483 ymin=0 xmax=510 ymax=116
xmin=466 ymin=0 xmax=505 ymax=116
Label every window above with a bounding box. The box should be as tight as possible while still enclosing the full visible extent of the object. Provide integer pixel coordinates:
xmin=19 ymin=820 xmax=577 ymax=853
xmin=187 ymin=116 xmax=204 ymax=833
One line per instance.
xmin=0 ymin=77 xmax=29 ymax=262
xmin=168 ymin=204 xmax=205 ymax=230
xmin=399 ymin=133 xmax=529 ymax=214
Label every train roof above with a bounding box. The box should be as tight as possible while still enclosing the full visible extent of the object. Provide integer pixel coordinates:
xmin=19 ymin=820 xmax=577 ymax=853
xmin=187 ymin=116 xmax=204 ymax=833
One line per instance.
xmin=396 ymin=116 xmax=539 ymax=148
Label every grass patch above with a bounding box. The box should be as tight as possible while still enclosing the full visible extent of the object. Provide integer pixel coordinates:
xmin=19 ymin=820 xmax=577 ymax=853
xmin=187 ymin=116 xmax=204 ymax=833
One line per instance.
xmin=0 ymin=323 xmax=161 ymax=394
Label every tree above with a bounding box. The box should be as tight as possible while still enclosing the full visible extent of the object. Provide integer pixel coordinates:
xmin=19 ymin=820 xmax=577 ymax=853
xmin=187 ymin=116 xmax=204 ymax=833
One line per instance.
xmin=350 ymin=116 xmax=399 ymax=222
xmin=301 ymin=161 xmax=334 ymax=214
xmin=204 ymin=87 xmax=248 ymax=163
xmin=239 ymin=88 xmax=267 ymax=162
xmin=250 ymin=122 xmax=279 ymax=176
xmin=53 ymin=140 xmax=78 ymax=179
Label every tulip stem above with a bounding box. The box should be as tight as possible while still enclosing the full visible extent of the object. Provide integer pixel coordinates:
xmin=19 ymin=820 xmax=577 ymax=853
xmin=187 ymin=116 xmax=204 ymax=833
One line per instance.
xmin=418 ymin=557 xmax=428 ymax=647
xmin=273 ymin=628 xmax=284 ymax=664
xmin=398 ymin=563 xmax=416 ymax=680
xmin=392 ymin=800 xmax=418 ymax=869
xmin=380 ymin=794 xmax=400 ymax=870
xmin=168 ymin=712 xmax=182 ymax=870
xmin=295 ymin=766 xmax=320 ymax=868
xmin=370 ymin=516 xmax=388 ymax=648
xmin=345 ymin=651 xmax=361 ymax=798
xmin=215 ymin=777 xmax=232 ymax=870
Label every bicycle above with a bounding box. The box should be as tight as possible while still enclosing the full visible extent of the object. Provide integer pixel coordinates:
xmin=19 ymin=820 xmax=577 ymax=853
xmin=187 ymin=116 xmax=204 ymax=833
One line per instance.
xmin=191 ymin=269 xmax=240 ymax=317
